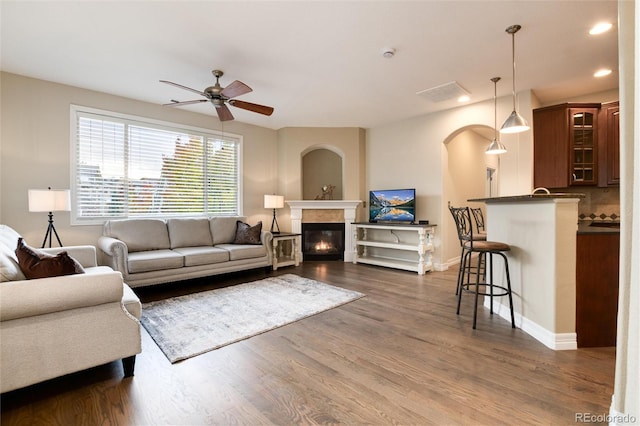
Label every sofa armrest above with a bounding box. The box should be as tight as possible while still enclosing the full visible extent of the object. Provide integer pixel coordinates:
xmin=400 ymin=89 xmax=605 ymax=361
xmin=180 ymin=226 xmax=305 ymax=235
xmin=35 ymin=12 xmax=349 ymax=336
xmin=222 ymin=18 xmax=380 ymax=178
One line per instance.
xmin=97 ymin=236 xmax=129 ymax=276
xmin=261 ymin=230 xmax=274 ymax=263
xmin=0 ymin=271 xmax=124 ymax=321
xmin=40 ymin=245 xmax=98 ymax=268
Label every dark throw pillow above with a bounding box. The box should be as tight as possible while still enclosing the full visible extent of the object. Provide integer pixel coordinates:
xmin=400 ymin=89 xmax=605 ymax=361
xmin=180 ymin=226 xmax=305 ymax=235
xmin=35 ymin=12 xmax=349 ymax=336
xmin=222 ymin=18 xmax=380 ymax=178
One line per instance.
xmin=232 ymin=221 xmax=262 ymax=245
xmin=15 ymin=238 xmax=85 ymax=279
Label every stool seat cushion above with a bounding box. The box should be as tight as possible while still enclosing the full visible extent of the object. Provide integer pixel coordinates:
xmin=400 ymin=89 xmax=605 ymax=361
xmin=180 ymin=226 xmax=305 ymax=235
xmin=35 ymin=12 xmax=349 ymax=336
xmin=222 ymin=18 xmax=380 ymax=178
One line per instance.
xmin=464 ymin=240 xmax=510 ymax=252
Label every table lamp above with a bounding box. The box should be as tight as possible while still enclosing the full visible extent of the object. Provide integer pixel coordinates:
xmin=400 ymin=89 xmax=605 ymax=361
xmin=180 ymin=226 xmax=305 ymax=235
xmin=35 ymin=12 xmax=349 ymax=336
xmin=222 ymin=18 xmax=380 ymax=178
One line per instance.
xmin=264 ymin=194 xmax=284 ymax=234
xmin=28 ymin=187 xmax=71 ymax=248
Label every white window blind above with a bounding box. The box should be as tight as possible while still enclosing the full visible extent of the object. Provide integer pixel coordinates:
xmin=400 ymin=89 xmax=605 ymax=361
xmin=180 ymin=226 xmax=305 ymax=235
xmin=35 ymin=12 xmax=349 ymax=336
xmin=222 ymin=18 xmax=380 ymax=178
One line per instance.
xmin=71 ymin=107 xmax=241 ymax=223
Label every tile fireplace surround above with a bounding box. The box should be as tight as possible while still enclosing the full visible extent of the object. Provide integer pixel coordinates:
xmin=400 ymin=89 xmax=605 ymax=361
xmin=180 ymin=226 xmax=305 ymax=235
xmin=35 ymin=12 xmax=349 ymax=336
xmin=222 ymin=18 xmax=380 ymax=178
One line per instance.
xmin=286 ymin=200 xmax=361 ymax=262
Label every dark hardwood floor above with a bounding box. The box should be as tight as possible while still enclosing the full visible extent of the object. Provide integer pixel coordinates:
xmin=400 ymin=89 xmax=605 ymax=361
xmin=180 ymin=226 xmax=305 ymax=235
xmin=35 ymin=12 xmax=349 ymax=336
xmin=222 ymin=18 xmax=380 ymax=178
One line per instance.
xmin=1 ymin=262 xmax=615 ymax=425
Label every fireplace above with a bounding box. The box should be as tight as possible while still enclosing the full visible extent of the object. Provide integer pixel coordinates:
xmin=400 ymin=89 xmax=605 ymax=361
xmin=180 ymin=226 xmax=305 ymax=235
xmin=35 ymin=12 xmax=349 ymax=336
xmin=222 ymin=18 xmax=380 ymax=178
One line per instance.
xmin=287 ymin=200 xmax=361 ymax=262
xmin=302 ymin=222 xmax=345 ymax=261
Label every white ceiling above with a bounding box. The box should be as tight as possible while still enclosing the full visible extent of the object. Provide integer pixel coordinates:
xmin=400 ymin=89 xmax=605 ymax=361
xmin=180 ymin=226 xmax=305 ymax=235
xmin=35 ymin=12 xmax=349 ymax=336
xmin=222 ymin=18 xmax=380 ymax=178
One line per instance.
xmin=0 ymin=1 xmax=619 ymax=130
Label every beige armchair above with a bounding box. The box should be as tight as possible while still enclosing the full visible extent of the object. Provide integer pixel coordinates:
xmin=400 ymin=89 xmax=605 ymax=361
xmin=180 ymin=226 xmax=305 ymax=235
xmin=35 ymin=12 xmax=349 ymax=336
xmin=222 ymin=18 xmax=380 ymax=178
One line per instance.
xmin=0 ymin=225 xmax=141 ymax=393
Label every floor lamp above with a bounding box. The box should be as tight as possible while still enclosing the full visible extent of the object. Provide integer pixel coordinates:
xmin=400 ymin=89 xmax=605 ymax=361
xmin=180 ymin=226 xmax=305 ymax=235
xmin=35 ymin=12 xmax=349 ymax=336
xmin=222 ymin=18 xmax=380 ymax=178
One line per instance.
xmin=264 ymin=194 xmax=284 ymax=234
xmin=28 ymin=188 xmax=71 ymax=248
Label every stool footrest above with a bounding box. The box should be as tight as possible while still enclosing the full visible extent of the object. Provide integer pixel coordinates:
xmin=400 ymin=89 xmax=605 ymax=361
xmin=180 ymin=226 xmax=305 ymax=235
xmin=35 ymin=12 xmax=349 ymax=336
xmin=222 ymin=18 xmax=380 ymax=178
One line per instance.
xmin=460 ymin=283 xmax=511 ymax=298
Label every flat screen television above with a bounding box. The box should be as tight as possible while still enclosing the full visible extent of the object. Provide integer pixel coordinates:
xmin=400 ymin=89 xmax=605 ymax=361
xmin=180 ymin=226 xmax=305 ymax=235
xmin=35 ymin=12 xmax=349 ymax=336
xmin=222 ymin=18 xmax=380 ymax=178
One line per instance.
xmin=369 ymin=188 xmax=416 ymax=223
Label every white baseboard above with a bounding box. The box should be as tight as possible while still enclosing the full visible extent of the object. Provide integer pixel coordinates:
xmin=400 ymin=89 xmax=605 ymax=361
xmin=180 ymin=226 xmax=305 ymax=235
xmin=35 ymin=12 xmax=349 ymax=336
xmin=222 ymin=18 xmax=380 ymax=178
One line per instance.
xmin=483 ymin=298 xmax=577 ymax=350
xmin=433 ymin=262 xmax=450 ymax=271
xmin=608 ymin=395 xmax=638 ymax=425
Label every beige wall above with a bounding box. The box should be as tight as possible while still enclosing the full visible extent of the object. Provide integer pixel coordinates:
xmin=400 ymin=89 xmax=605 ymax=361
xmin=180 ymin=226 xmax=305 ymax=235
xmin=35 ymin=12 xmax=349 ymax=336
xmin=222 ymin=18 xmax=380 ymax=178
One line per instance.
xmin=276 ymin=127 xmax=366 ymax=232
xmin=368 ymin=92 xmax=534 ymax=269
xmin=0 ymin=72 xmax=278 ymax=247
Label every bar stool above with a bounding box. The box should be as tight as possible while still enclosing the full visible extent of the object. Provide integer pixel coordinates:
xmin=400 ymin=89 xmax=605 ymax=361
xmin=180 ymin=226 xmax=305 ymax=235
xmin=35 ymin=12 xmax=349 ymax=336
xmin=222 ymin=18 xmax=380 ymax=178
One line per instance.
xmin=449 ymin=205 xmax=486 ymax=296
xmin=449 ymin=206 xmax=515 ymax=329
xmin=470 ymin=207 xmax=487 ymax=240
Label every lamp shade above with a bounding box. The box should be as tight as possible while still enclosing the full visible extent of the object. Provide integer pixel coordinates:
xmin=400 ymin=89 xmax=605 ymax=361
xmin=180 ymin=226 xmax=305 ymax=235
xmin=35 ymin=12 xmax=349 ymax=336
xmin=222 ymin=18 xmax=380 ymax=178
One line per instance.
xmin=485 ymin=139 xmax=508 ymax=155
xmin=500 ymin=110 xmax=530 ymax=134
xmin=264 ymin=194 xmax=284 ymax=209
xmin=28 ymin=189 xmax=71 ymax=212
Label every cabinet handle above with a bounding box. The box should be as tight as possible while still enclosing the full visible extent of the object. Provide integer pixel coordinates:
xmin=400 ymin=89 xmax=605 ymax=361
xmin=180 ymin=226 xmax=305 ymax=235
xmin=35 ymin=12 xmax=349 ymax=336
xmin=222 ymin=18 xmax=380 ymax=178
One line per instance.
xmin=572 ymin=173 xmax=577 ymax=182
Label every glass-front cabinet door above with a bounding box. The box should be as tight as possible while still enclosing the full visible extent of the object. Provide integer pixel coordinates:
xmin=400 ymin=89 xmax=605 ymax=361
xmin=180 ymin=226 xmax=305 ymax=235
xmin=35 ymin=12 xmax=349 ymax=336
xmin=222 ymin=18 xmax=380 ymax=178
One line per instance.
xmin=570 ymin=108 xmax=599 ymax=185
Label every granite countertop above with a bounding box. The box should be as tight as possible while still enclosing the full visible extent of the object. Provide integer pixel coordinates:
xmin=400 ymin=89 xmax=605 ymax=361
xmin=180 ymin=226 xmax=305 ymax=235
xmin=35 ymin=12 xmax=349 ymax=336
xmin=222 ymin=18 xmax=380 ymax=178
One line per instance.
xmin=469 ymin=193 xmax=586 ymax=203
xmin=578 ymin=222 xmax=621 ymax=234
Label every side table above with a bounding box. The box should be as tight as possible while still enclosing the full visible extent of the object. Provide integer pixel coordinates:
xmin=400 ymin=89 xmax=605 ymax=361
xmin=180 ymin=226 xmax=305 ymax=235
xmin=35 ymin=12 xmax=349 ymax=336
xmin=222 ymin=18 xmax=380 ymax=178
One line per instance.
xmin=271 ymin=232 xmax=301 ymax=270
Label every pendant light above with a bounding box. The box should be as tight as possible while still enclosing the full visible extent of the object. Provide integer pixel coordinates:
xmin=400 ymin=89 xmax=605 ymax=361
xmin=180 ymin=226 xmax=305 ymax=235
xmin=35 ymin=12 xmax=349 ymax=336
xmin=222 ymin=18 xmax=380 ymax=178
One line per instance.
xmin=500 ymin=24 xmax=530 ymax=134
xmin=486 ymin=77 xmax=507 ymax=154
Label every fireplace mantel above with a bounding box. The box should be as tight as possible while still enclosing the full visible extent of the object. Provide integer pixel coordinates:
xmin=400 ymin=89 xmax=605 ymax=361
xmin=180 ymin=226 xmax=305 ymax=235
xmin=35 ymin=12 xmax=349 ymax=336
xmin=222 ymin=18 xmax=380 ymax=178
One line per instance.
xmin=286 ymin=200 xmax=362 ymax=210
xmin=286 ymin=200 xmax=362 ymax=262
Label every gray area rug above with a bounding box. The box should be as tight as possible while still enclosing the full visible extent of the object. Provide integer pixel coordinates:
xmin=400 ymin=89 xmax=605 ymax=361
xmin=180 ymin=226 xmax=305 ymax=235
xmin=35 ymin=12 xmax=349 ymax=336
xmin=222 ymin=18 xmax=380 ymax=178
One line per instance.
xmin=140 ymin=274 xmax=365 ymax=363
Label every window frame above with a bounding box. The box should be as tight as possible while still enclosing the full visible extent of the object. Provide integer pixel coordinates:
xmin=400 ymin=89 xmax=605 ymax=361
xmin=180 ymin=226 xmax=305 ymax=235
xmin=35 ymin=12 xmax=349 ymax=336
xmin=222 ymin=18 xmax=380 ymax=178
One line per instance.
xmin=70 ymin=105 xmax=243 ymax=225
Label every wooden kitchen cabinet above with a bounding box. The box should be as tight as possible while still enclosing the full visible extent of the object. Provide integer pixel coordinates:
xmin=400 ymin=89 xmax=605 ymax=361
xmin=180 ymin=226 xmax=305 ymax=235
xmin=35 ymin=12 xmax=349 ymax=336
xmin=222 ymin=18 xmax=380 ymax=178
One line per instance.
xmin=533 ymin=103 xmax=600 ymax=188
xmin=598 ymin=101 xmax=620 ymax=186
xmin=576 ymin=232 xmax=620 ymax=347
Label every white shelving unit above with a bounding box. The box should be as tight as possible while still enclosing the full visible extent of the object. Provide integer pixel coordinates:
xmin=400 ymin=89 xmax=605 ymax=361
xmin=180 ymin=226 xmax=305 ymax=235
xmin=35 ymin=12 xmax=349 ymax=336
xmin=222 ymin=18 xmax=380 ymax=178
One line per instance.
xmin=352 ymin=222 xmax=436 ymax=275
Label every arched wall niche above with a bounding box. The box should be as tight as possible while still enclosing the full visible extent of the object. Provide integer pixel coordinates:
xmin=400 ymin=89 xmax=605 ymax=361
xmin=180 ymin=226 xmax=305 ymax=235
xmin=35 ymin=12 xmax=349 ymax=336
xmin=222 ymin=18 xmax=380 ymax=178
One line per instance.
xmin=301 ymin=145 xmax=344 ymax=200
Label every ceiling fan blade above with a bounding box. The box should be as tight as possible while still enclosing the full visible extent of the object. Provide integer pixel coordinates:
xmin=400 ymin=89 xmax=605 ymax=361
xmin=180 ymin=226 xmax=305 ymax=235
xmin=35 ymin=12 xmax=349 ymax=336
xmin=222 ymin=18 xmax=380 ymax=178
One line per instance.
xmin=221 ymin=80 xmax=252 ymax=99
xmin=216 ymin=104 xmax=234 ymax=121
xmin=159 ymin=80 xmax=207 ymax=97
xmin=163 ymin=99 xmax=208 ymax=107
xmin=228 ymin=99 xmax=274 ymax=116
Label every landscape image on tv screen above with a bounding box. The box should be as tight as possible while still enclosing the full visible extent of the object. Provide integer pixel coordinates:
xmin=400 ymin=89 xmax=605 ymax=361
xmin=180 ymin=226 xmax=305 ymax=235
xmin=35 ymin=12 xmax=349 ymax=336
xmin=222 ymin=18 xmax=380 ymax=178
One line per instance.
xmin=369 ymin=188 xmax=415 ymax=222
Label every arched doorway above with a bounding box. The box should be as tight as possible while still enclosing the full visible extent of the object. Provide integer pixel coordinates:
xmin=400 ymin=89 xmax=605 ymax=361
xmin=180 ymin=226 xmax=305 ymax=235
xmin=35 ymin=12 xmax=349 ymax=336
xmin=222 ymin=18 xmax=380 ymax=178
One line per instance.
xmin=442 ymin=124 xmax=500 ymax=265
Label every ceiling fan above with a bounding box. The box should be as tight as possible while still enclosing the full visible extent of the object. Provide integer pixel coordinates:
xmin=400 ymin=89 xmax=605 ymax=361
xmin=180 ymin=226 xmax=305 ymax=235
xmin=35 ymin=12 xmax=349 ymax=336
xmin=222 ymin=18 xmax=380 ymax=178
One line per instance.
xmin=160 ymin=70 xmax=274 ymax=122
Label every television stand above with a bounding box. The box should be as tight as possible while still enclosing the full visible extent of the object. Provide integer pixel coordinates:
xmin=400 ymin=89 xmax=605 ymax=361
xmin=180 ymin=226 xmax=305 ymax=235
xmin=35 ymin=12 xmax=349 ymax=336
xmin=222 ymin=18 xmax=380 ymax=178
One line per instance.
xmin=352 ymin=222 xmax=436 ymax=275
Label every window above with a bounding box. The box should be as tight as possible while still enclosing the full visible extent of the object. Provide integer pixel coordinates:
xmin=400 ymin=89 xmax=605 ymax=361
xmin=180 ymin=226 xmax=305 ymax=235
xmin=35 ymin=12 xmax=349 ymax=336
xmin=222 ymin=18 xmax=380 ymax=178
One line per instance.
xmin=71 ymin=106 xmax=242 ymax=224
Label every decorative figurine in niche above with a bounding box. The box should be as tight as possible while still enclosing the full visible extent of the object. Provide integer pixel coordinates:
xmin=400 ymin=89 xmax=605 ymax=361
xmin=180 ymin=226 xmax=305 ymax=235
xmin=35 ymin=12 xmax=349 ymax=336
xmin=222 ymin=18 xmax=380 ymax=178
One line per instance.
xmin=315 ymin=184 xmax=335 ymax=200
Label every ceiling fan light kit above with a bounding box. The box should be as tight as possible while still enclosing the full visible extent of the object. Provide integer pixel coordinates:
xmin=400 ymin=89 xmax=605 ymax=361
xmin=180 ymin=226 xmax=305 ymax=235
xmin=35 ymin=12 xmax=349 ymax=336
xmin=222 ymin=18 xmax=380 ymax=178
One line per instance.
xmin=160 ymin=69 xmax=274 ymax=122
xmin=500 ymin=24 xmax=530 ymax=134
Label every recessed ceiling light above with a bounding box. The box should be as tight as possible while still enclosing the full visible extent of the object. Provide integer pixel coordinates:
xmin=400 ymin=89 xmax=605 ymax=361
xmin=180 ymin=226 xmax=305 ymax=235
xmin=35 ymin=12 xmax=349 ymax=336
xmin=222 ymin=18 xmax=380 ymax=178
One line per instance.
xmin=594 ymin=68 xmax=612 ymax=77
xmin=589 ymin=22 xmax=613 ymax=35
xmin=457 ymin=95 xmax=470 ymax=103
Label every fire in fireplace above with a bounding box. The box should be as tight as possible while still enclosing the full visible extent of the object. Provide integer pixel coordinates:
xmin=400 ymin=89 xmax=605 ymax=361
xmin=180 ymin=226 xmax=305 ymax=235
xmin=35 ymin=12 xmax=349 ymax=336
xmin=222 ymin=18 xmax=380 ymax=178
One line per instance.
xmin=302 ymin=222 xmax=345 ymax=261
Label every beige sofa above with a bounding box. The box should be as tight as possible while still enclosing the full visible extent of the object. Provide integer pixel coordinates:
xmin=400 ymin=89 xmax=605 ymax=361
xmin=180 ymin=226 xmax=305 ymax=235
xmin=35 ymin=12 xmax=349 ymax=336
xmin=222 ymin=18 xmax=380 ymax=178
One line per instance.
xmin=97 ymin=216 xmax=273 ymax=288
xmin=0 ymin=224 xmax=142 ymax=393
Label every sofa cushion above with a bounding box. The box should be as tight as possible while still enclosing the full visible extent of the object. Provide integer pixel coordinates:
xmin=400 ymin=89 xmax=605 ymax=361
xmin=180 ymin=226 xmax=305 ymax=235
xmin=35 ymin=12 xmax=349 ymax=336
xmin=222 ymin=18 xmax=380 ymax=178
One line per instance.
xmin=0 ymin=224 xmax=22 ymax=252
xmin=232 ymin=221 xmax=262 ymax=245
xmin=0 ymin=249 xmax=26 ymax=282
xmin=217 ymin=244 xmax=267 ymax=261
xmin=173 ymin=246 xmax=230 ymax=266
xmin=210 ymin=216 xmax=246 ymax=245
xmin=0 ymin=225 xmax=26 ymax=282
xmin=167 ymin=218 xmax=213 ymax=249
xmin=127 ymin=250 xmax=184 ymax=273
xmin=15 ymin=238 xmax=85 ymax=280
xmin=104 ymin=219 xmax=170 ymax=252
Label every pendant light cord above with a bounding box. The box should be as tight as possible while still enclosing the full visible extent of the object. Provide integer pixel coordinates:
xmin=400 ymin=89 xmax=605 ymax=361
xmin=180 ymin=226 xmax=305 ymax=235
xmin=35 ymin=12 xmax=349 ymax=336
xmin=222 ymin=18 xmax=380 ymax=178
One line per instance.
xmin=511 ymin=30 xmax=516 ymax=110
xmin=491 ymin=77 xmax=501 ymax=139
xmin=506 ymin=25 xmax=522 ymax=111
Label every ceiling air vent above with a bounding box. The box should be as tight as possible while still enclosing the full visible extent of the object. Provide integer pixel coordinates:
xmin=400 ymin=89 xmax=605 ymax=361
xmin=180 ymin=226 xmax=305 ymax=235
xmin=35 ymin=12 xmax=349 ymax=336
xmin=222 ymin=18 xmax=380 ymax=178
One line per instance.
xmin=416 ymin=81 xmax=470 ymax=102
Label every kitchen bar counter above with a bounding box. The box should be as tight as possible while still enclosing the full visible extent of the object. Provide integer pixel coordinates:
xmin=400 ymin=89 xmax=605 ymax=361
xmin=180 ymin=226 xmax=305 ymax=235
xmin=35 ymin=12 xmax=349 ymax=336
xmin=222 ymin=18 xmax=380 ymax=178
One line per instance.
xmin=469 ymin=194 xmax=582 ymax=350
xmin=469 ymin=193 xmax=585 ymax=203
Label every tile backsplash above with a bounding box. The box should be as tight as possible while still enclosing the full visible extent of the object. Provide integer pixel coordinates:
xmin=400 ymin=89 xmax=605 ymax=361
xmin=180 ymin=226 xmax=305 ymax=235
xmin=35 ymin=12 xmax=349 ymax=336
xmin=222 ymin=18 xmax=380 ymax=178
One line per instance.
xmin=559 ymin=187 xmax=620 ymax=221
